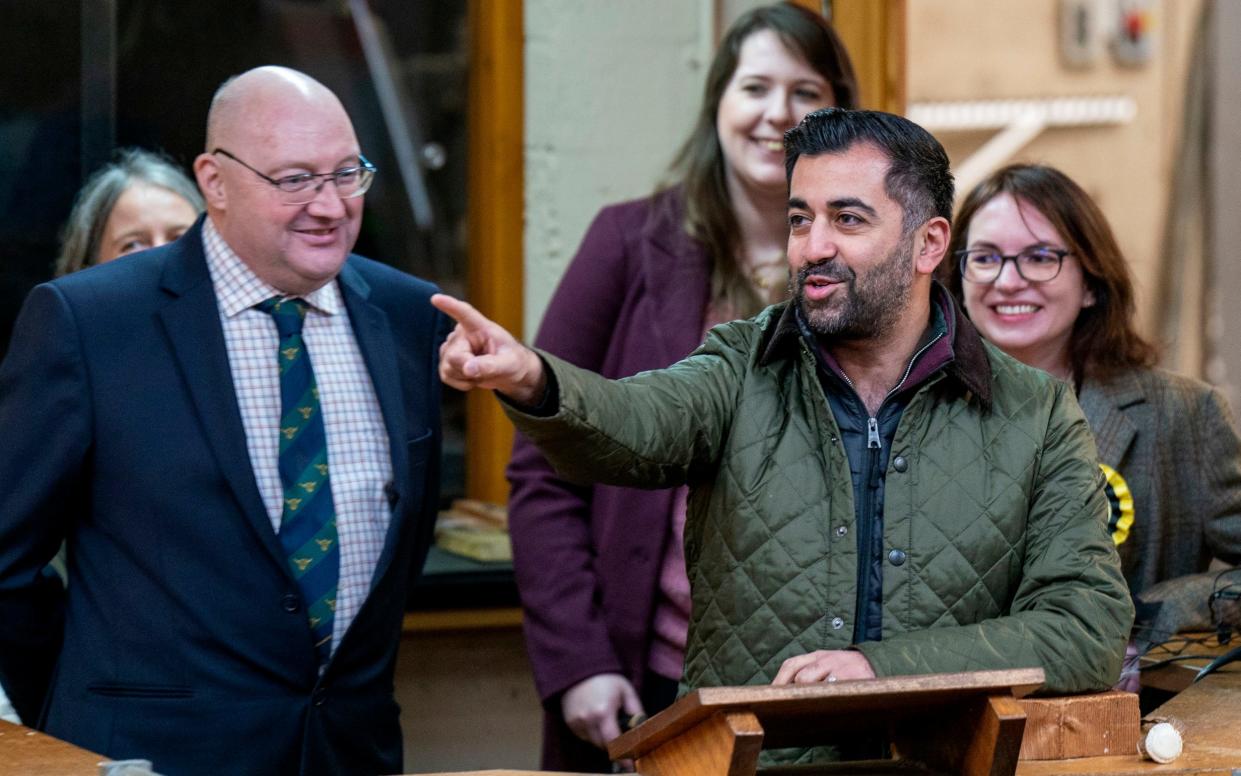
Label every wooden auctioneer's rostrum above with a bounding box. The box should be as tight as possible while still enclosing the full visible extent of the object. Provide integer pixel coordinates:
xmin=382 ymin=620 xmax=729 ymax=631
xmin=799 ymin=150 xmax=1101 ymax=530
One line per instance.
xmin=607 ymin=668 xmax=1045 ymax=776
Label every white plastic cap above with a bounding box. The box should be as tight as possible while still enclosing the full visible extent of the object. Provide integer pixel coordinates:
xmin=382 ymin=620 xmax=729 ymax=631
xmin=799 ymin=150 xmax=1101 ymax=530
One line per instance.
xmin=1141 ymin=722 xmax=1183 ymax=764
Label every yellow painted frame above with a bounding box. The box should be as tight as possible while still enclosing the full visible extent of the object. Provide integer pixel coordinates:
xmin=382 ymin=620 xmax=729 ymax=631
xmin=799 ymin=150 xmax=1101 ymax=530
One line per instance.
xmin=824 ymin=0 xmax=907 ymax=114
xmin=465 ymin=0 xmax=523 ymax=503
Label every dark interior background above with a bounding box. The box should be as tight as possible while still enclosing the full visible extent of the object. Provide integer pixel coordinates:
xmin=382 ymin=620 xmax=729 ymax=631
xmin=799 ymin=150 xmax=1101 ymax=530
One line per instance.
xmin=0 ymin=0 xmax=469 ymax=503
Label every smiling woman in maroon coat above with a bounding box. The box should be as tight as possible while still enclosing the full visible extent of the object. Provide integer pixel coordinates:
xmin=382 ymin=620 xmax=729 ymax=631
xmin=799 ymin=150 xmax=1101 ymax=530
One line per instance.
xmin=505 ymin=4 xmax=858 ymax=771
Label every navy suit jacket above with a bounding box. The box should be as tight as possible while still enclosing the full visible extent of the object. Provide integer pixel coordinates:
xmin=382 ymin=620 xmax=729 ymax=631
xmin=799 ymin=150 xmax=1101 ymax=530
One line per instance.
xmin=0 ymin=218 xmax=447 ymax=775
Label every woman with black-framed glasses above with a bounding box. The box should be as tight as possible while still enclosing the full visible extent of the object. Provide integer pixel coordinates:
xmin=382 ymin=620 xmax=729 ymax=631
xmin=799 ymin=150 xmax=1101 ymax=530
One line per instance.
xmin=941 ymin=164 xmax=1241 ymax=685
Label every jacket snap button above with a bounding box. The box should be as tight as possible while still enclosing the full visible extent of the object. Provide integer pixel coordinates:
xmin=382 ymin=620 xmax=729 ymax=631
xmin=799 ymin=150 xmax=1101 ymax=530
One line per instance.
xmin=281 ymin=594 xmax=300 ymax=613
xmin=835 ymin=525 xmax=848 ymax=538
xmin=831 ymin=616 xmax=845 ymax=630
xmin=888 ymin=549 xmax=907 ymax=566
xmin=892 ymin=456 xmax=908 ymax=473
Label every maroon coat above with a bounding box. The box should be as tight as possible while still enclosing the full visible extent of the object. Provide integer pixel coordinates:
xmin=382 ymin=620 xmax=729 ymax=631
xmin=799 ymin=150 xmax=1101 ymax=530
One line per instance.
xmin=506 ymin=188 xmax=709 ymax=770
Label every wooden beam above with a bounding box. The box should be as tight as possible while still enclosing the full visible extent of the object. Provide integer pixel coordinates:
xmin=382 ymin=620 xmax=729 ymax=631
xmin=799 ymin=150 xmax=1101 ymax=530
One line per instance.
xmin=466 ymin=0 xmax=523 ymax=503
xmin=786 ymin=0 xmax=825 ymax=14
xmin=829 ymin=0 xmax=906 ymax=114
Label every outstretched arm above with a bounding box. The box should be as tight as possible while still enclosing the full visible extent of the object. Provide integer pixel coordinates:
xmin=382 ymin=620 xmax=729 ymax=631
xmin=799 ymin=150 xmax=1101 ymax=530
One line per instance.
xmin=431 ymin=293 xmax=547 ymax=404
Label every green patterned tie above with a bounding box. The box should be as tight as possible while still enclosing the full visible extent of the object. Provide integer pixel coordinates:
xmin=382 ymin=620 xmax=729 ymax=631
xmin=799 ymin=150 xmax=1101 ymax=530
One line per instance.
xmin=258 ymin=296 xmax=338 ymax=666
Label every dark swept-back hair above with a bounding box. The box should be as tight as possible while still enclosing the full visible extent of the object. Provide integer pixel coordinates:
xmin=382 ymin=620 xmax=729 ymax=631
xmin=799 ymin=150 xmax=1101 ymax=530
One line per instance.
xmin=55 ymin=147 xmax=203 ymax=276
xmin=784 ymin=107 xmax=954 ymax=233
xmin=941 ymin=163 xmax=1157 ymax=380
xmin=665 ymin=2 xmax=858 ymax=317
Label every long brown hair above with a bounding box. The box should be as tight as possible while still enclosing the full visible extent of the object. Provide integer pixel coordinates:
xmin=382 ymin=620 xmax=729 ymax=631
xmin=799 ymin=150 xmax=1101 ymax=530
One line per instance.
xmin=664 ymin=2 xmax=857 ymax=318
xmin=942 ymin=163 xmax=1157 ymax=380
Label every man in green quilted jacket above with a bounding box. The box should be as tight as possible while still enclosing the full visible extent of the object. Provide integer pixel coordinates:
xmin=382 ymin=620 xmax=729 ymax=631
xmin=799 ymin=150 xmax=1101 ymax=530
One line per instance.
xmin=434 ymin=109 xmax=1132 ymax=703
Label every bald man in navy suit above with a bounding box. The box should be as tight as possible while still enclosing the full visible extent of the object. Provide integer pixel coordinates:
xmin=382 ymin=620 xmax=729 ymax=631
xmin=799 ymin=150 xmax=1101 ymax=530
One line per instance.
xmin=0 ymin=66 xmax=447 ymax=775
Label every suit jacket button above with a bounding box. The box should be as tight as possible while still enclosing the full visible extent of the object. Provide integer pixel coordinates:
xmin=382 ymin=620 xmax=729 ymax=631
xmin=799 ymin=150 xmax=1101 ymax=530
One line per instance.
xmin=383 ymin=481 xmax=399 ymax=508
xmin=282 ymin=594 xmax=301 ymax=613
xmin=892 ymin=455 xmax=908 ymax=473
xmin=888 ymin=549 xmax=907 ymax=566
xmin=313 ymin=687 xmax=327 ymax=707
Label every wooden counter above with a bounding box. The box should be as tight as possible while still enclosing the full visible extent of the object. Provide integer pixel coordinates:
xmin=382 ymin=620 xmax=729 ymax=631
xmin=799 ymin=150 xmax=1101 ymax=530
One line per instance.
xmin=0 ymin=720 xmax=103 ymax=775
xmin=1016 ymin=637 xmax=1241 ymax=775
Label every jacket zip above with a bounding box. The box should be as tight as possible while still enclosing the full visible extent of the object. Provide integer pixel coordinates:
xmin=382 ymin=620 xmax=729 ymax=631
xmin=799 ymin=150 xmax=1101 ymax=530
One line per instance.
xmin=840 ymin=330 xmax=944 ymax=644
xmin=852 ymin=418 xmax=882 ymax=642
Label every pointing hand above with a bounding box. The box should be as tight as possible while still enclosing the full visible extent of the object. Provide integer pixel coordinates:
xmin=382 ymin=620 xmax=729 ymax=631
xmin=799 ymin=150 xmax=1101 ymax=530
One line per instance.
xmin=431 ymin=294 xmax=547 ymax=404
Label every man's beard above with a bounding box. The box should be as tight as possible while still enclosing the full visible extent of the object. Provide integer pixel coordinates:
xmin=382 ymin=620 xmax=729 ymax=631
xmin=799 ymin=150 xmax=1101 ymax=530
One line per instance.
xmin=792 ymin=232 xmax=915 ymax=341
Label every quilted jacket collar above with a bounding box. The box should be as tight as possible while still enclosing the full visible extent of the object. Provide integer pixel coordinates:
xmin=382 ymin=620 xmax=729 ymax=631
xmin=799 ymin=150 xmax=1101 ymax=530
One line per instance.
xmin=757 ymin=281 xmax=993 ymax=409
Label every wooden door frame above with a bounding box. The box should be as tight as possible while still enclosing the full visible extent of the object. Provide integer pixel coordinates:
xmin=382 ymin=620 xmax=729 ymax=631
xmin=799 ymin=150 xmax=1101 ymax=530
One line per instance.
xmin=791 ymin=0 xmax=906 ymax=113
xmin=465 ymin=0 xmax=523 ymax=503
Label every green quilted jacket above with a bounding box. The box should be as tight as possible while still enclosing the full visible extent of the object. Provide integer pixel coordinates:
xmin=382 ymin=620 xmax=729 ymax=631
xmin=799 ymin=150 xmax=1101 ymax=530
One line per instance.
xmin=505 ymin=300 xmax=1133 ymax=694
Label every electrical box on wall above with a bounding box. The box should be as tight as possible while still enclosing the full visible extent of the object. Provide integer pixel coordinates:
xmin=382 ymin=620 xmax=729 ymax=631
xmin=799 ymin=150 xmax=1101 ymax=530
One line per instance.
xmin=1111 ymin=0 xmax=1155 ymax=67
xmin=1060 ymin=0 xmax=1156 ymax=69
xmin=1059 ymin=0 xmax=1105 ymax=68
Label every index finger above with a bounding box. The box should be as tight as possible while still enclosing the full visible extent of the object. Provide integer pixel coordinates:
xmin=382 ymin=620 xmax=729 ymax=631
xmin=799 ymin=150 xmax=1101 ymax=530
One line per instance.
xmin=431 ymin=293 xmax=491 ymax=331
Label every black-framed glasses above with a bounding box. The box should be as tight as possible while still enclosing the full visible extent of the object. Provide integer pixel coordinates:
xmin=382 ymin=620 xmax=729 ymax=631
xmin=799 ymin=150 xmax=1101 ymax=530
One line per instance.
xmin=957 ymin=247 xmax=1070 ymax=284
xmin=212 ymin=147 xmax=376 ymax=205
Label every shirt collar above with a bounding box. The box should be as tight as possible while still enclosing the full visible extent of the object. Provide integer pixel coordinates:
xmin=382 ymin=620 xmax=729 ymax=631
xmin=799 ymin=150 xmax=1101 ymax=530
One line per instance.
xmin=201 ymin=216 xmax=343 ymax=318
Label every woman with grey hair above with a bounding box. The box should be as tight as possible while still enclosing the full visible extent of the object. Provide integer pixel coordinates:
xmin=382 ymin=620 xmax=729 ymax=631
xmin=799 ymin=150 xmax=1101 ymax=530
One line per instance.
xmin=55 ymin=148 xmax=203 ymax=276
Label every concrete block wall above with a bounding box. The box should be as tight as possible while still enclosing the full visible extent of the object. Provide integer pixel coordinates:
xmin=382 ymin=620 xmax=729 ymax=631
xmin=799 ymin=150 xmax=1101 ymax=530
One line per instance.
xmin=523 ymin=0 xmax=768 ymax=337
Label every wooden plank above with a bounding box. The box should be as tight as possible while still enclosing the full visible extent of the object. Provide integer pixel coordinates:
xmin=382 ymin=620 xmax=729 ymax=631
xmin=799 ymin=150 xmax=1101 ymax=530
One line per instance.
xmin=609 ymin=668 xmax=1043 ymax=761
xmin=465 ymin=0 xmax=523 ymax=504
xmin=402 ymin=607 xmax=522 ymax=633
xmin=893 ymin=693 xmax=1027 ymax=776
xmin=0 ymin=720 xmax=103 ymax=775
xmin=973 ymin=695 xmax=1028 ymax=776
xmin=637 ymin=711 xmax=763 ymax=776
xmin=1018 ymin=691 xmax=1140 ymax=760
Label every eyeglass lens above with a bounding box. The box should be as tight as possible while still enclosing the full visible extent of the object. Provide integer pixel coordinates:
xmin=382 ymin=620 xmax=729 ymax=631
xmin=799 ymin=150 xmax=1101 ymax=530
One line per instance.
xmin=961 ymin=249 xmax=1064 ymax=283
xmin=277 ymin=166 xmax=374 ymax=204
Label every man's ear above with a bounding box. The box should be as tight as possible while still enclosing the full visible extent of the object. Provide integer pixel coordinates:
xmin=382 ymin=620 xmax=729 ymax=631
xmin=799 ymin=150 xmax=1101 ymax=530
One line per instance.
xmin=193 ymin=153 xmax=226 ymax=212
xmin=914 ymin=216 xmax=950 ymax=276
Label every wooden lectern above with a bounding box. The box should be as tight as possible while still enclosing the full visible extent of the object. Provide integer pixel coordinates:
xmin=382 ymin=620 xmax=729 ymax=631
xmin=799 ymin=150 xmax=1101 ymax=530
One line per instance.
xmin=608 ymin=668 xmax=1044 ymax=776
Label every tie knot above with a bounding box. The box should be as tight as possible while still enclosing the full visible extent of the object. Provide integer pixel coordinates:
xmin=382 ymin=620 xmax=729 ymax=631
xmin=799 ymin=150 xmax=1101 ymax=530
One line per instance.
xmin=258 ymin=296 xmax=309 ymax=338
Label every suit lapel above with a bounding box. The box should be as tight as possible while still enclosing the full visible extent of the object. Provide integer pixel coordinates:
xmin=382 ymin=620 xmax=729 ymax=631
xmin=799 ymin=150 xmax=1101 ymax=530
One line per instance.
xmin=156 ymin=221 xmax=288 ymax=568
xmin=1078 ymin=373 xmax=1145 ymax=467
xmin=337 ymin=262 xmax=410 ymax=590
xmin=643 ymin=195 xmax=711 ymax=362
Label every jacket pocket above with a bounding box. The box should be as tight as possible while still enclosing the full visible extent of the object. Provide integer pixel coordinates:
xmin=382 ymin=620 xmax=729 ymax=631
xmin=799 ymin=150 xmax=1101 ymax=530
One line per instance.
xmin=87 ymin=682 xmax=194 ymax=699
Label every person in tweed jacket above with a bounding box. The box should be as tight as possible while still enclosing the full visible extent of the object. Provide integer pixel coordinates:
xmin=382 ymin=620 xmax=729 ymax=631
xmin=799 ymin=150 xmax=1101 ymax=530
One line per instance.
xmin=943 ymin=164 xmax=1241 ymax=675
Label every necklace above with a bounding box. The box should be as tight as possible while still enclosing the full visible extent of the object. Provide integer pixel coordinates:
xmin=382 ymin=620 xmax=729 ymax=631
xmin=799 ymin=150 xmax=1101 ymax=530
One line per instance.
xmin=748 ymin=257 xmax=788 ymax=291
